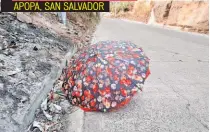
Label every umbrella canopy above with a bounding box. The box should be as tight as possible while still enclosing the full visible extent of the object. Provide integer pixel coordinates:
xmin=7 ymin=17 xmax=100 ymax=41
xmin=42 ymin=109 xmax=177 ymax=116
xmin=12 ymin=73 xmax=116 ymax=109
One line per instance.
xmin=62 ymin=41 xmax=150 ymax=112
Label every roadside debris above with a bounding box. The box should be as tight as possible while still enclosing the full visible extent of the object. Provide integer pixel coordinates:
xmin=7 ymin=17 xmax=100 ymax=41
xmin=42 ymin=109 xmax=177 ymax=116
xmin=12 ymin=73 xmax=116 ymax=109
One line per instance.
xmin=29 ymin=69 xmax=72 ymax=132
xmin=32 ymin=121 xmax=45 ymax=132
xmin=43 ymin=111 xmax=53 ymax=121
xmin=49 ymin=103 xmax=62 ymax=113
xmin=27 ymin=21 xmax=96 ymax=131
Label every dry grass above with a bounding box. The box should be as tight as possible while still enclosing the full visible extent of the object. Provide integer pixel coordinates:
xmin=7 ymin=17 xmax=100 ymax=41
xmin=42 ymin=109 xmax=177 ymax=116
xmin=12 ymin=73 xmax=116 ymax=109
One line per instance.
xmin=132 ymin=1 xmax=151 ymax=16
xmin=131 ymin=1 xmax=152 ymax=22
xmin=109 ymin=1 xmax=152 ymax=23
xmin=110 ymin=2 xmax=135 ymax=14
xmin=67 ymin=12 xmax=100 ymax=29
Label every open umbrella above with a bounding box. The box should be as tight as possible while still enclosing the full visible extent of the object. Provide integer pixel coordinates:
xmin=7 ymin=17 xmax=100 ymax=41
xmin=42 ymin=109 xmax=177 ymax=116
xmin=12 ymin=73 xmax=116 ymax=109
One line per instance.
xmin=62 ymin=41 xmax=150 ymax=112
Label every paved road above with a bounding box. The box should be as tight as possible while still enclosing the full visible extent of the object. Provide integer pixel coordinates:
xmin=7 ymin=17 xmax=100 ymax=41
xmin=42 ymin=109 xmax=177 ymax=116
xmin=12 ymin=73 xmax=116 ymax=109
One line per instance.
xmin=82 ymin=18 xmax=209 ymax=132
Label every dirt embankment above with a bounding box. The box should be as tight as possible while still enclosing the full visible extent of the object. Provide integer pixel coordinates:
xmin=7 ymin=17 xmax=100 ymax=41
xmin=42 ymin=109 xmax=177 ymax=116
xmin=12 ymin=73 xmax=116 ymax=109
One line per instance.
xmin=153 ymin=1 xmax=209 ymax=34
xmin=109 ymin=1 xmax=209 ymax=34
xmin=0 ymin=12 xmax=99 ymax=132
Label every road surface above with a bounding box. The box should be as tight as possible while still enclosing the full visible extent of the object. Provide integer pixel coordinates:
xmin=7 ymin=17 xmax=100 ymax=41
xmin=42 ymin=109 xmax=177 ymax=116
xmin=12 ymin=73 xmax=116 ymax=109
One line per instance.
xmin=80 ymin=18 xmax=209 ymax=132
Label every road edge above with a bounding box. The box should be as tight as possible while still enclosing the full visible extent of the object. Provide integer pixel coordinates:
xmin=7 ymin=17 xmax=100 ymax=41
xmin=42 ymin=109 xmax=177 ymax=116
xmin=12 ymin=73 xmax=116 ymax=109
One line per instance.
xmin=21 ymin=46 xmax=77 ymax=132
xmin=119 ymin=18 xmax=209 ymax=38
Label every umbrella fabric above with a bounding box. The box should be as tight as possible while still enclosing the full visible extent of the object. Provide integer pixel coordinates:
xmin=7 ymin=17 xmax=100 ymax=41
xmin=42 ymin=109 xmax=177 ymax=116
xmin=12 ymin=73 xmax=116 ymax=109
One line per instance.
xmin=62 ymin=41 xmax=150 ymax=112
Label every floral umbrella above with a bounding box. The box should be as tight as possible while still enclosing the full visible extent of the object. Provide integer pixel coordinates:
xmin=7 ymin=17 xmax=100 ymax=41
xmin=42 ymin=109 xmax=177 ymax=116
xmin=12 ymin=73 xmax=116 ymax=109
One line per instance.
xmin=62 ymin=41 xmax=150 ymax=112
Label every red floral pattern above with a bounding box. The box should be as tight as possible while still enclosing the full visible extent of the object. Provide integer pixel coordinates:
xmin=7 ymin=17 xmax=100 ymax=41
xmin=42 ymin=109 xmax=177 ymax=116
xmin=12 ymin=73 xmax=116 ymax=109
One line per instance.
xmin=62 ymin=41 xmax=150 ymax=112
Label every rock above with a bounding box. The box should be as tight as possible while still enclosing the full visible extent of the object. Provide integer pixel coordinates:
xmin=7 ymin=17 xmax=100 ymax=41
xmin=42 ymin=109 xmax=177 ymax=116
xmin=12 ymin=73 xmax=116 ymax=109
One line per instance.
xmin=19 ymin=23 xmax=29 ymax=30
xmin=85 ymin=38 xmax=89 ymax=42
xmin=66 ymin=31 xmax=71 ymax=34
xmin=0 ymin=83 xmax=4 ymax=90
xmin=7 ymin=68 xmax=21 ymax=76
xmin=8 ymin=40 xmax=18 ymax=48
xmin=2 ymin=49 xmax=11 ymax=56
xmin=33 ymin=46 xmax=38 ymax=51
xmin=10 ymin=40 xmax=16 ymax=45
xmin=0 ymin=60 xmax=5 ymax=66
xmin=17 ymin=13 xmax=32 ymax=23
xmin=74 ymin=32 xmax=78 ymax=35
xmin=28 ymin=71 xmax=36 ymax=79
xmin=1 ymin=40 xmax=7 ymax=50
xmin=20 ymin=96 xmax=28 ymax=103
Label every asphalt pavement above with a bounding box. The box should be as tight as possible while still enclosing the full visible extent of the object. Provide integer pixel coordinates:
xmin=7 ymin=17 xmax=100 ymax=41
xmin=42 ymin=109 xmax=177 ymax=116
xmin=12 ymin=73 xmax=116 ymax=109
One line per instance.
xmin=69 ymin=18 xmax=209 ymax=132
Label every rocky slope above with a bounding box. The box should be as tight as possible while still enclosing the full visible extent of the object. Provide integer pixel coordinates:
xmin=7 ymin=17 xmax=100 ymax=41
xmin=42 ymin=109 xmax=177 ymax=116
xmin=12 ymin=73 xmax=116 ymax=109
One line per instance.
xmin=0 ymin=12 xmax=99 ymax=132
xmin=0 ymin=13 xmax=72 ymax=132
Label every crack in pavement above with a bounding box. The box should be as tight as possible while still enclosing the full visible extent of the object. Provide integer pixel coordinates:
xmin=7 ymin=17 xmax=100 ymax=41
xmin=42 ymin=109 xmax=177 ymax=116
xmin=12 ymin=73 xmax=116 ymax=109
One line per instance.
xmin=158 ymin=78 xmax=209 ymax=130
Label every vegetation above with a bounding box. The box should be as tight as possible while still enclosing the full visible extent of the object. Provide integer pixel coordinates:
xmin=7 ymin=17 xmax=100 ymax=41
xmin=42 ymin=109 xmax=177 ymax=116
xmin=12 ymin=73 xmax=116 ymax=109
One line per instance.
xmin=110 ymin=2 xmax=135 ymax=14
